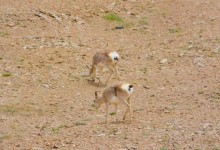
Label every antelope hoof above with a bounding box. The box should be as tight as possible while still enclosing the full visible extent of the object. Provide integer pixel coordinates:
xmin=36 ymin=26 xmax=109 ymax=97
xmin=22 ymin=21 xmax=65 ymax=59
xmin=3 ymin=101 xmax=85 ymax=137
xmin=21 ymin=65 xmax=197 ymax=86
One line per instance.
xmin=104 ymin=81 xmax=108 ymax=86
xmin=116 ymin=75 xmax=120 ymax=80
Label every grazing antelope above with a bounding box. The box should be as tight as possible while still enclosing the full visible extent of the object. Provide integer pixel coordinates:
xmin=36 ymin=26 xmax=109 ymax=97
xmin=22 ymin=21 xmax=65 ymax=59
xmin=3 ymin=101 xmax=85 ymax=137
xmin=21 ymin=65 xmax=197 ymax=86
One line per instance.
xmin=94 ymin=82 xmax=134 ymax=124
xmin=89 ymin=51 xmax=120 ymax=85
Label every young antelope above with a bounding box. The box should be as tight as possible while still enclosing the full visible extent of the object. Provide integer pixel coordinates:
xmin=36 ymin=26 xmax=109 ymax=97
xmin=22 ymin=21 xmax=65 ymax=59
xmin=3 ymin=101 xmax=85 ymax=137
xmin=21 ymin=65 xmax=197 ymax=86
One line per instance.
xmin=89 ymin=51 xmax=120 ymax=85
xmin=94 ymin=82 xmax=134 ymax=124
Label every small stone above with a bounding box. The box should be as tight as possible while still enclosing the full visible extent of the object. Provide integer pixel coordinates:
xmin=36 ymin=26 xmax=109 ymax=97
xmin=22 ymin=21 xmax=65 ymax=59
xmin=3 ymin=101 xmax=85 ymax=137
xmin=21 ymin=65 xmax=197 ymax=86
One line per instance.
xmin=61 ymin=41 xmax=69 ymax=47
xmin=203 ymin=123 xmax=212 ymax=129
xmin=160 ymin=58 xmax=168 ymax=65
xmin=178 ymin=52 xmax=184 ymax=57
xmin=52 ymin=145 xmax=59 ymax=149
xmin=143 ymin=85 xmax=150 ymax=89
xmin=77 ymin=19 xmax=85 ymax=25
xmin=212 ymin=47 xmax=219 ymax=54
xmin=127 ymin=11 xmax=136 ymax=15
xmin=71 ymin=43 xmax=80 ymax=49
xmin=107 ymin=2 xmax=116 ymax=11
xmin=115 ymin=26 xmax=124 ymax=29
xmin=80 ymin=71 xmax=89 ymax=77
xmin=125 ymin=144 xmax=138 ymax=150
xmin=193 ymin=57 xmax=205 ymax=67
xmin=23 ymin=45 xmax=36 ymax=50
xmin=158 ymin=138 xmax=163 ymax=142
xmin=97 ymin=133 xmax=105 ymax=136
xmin=7 ymin=22 xmax=16 ymax=27
xmin=32 ymin=147 xmax=43 ymax=150
xmin=42 ymin=83 xmax=50 ymax=88
xmin=187 ymin=44 xmax=194 ymax=50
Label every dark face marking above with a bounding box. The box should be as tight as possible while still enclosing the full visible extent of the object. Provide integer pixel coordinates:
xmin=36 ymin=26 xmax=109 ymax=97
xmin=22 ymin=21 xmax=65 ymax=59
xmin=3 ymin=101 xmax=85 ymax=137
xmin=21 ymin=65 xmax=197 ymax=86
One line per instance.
xmin=114 ymin=57 xmax=118 ymax=61
xmin=128 ymin=85 xmax=133 ymax=91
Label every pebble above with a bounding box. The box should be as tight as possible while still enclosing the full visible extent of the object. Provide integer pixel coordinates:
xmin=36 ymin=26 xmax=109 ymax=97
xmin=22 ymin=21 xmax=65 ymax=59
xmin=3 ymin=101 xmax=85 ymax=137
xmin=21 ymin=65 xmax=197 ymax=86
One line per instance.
xmin=193 ymin=57 xmax=205 ymax=67
xmin=71 ymin=43 xmax=80 ymax=49
xmin=23 ymin=45 xmax=36 ymax=50
xmin=212 ymin=47 xmax=219 ymax=54
xmin=97 ymin=133 xmax=105 ymax=137
xmin=187 ymin=44 xmax=194 ymax=50
xmin=42 ymin=83 xmax=50 ymax=88
xmin=160 ymin=58 xmax=168 ymax=65
xmin=115 ymin=26 xmax=124 ymax=29
xmin=125 ymin=144 xmax=138 ymax=150
xmin=203 ymin=123 xmax=212 ymax=129
xmin=80 ymin=71 xmax=89 ymax=77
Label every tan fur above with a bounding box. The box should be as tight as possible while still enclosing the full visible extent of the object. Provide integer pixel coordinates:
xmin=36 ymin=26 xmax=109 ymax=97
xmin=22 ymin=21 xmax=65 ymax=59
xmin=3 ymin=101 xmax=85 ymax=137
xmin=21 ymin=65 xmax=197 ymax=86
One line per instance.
xmin=94 ymin=82 xmax=134 ymax=124
xmin=89 ymin=51 xmax=120 ymax=85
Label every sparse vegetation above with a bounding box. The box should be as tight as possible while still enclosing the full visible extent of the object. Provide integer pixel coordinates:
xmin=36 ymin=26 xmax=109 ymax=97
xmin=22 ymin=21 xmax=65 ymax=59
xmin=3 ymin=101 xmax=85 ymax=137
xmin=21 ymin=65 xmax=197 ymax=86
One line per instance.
xmin=51 ymin=125 xmax=66 ymax=133
xmin=110 ymin=112 xmax=116 ymax=115
xmin=2 ymin=72 xmax=12 ymax=77
xmin=74 ymin=121 xmax=86 ymax=126
xmin=212 ymin=146 xmax=220 ymax=150
xmin=110 ymin=127 xmax=118 ymax=134
xmin=139 ymin=17 xmax=148 ymax=25
xmin=103 ymin=13 xmax=123 ymax=22
xmin=0 ymin=104 xmax=44 ymax=116
xmin=169 ymin=28 xmax=181 ymax=33
xmin=0 ymin=0 xmax=219 ymax=149
xmin=121 ymin=21 xmax=134 ymax=28
xmin=0 ymin=32 xmax=9 ymax=37
xmin=0 ymin=134 xmax=12 ymax=141
xmin=198 ymin=91 xmax=204 ymax=94
xmin=160 ymin=147 xmax=168 ymax=150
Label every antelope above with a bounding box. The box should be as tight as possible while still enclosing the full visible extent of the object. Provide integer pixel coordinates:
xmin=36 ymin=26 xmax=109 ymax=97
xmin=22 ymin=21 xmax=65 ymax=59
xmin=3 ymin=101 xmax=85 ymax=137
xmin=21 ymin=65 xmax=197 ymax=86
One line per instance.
xmin=94 ymin=82 xmax=134 ymax=124
xmin=89 ymin=51 xmax=120 ymax=85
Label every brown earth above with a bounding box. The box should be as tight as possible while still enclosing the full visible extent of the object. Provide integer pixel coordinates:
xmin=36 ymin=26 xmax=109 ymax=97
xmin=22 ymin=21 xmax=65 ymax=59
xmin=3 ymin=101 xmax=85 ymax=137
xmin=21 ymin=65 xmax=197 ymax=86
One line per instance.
xmin=0 ymin=0 xmax=220 ymax=149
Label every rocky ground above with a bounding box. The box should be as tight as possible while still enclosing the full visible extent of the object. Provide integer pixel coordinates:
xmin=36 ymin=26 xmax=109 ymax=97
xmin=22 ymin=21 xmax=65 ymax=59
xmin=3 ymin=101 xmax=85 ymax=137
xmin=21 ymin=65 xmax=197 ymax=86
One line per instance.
xmin=0 ymin=0 xmax=220 ymax=149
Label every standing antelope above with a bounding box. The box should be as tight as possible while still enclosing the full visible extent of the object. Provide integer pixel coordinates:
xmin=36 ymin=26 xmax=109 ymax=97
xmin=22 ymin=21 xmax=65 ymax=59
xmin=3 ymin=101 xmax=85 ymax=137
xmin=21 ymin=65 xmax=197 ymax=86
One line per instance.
xmin=94 ymin=82 xmax=134 ymax=124
xmin=89 ymin=51 xmax=120 ymax=85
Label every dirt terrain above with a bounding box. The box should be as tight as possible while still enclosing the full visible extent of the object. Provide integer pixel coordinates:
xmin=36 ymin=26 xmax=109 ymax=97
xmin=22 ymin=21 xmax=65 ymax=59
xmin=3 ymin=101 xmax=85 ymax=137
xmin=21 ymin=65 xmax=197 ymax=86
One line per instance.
xmin=0 ymin=0 xmax=220 ymax=149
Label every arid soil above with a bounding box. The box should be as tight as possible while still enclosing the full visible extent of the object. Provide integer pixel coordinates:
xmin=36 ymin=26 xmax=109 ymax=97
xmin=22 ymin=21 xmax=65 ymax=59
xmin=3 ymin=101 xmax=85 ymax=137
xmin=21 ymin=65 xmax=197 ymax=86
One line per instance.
xmin=0 ymin=0 xmax=220 ymax=149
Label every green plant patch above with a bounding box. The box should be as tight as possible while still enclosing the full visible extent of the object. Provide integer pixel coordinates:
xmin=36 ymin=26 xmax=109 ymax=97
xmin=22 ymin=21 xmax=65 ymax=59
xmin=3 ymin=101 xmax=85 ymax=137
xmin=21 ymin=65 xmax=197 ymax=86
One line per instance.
xmin=74 ymin=121 xmax=86 ymax=126
xmin=160 ymin=147 xmax=168 ymax=150
xmin=103 ymin=13 xmax=123 ymax=22
xmin=139 ymin=17 xmax=148 ymax=25
xmin=110 ymin=112 xmax=116 ymax=115
xmin=2 ymin=72 xmax=12 ymax=77
xmin=0 ymin=32 xmax=9 ymax=37
xmin=169 ymin=28 xmax=181 ymax=33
